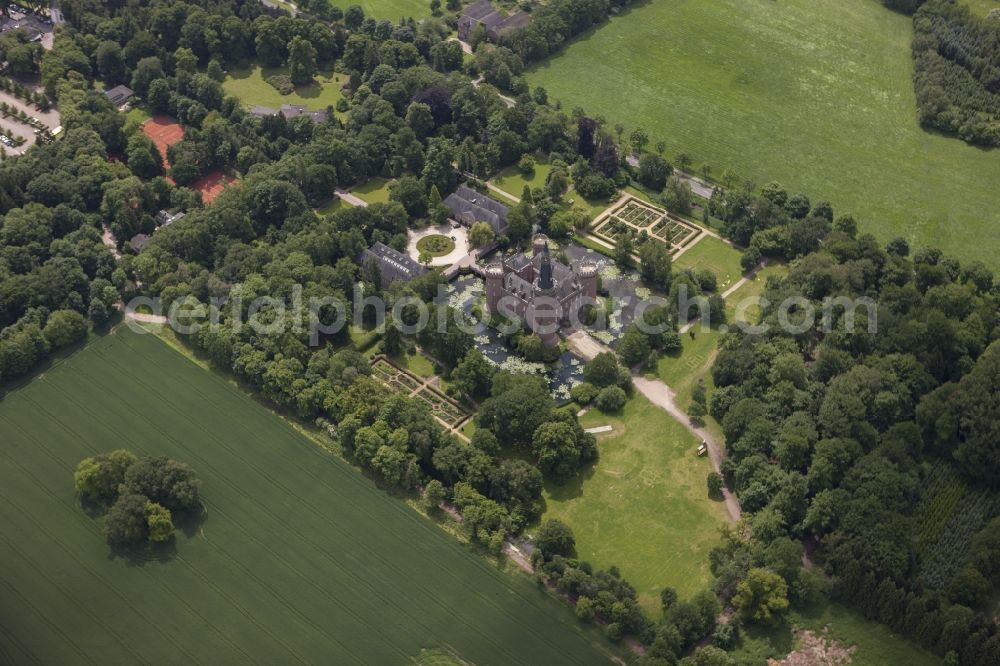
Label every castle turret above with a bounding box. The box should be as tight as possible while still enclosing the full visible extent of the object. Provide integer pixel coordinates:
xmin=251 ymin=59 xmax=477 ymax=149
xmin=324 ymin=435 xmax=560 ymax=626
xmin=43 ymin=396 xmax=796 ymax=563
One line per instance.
xmin=532 ymin=233 xmax=549 ymax=257
xmin=484 ymin=262 xmax=504 ymax=313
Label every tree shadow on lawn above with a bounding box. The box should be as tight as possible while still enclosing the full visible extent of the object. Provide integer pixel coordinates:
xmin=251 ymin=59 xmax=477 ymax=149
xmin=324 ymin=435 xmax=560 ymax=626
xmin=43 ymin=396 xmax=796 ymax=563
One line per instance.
xmin=107 ymin=505 xmax=208 ymax=567
xmin=542 ymin=457 xmax=598 ymax=503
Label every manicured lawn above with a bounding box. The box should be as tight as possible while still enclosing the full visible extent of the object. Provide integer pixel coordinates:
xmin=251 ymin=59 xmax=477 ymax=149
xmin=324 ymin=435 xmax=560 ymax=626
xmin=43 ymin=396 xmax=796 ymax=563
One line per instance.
xmin=0 ymin=329 xmax=617 ymax=664
xmin=673 ymin=235 xmax=744 ymax=291
xmin=416 ymin=234 xmax=456 ymax=257
xmin=491 ymin=157 xmax=553 ymax=198
xmin=541 ymin=394 xmax=728 ymax=612
xmin=527 ymin=0 xmax=1000 ymax=268
xmin=729 ymin=601 xmax=941 ymax=666
xmin=223 ymin=64 xmax=345 ymax=111
xmin=390 ymin=349 xmax=437 ymax=378
xmin=352 ymin=177 xmax=394 ymax=204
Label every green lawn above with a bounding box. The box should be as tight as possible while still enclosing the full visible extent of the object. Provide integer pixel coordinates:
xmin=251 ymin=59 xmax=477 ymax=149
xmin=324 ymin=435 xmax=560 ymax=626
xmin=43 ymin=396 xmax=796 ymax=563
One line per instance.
xmin=340 ymin=0 xmax=431 ymax=20
xmin=541 ymin=394 xmax=728 ymax=613
xmin=352 ymin=177 xmax=394 ymax=204
xmin=965 ymin=0 xmax=1000 ymax=16
xmin=527 ymin=0 xmax=1000 ymax=268
xmin=491 ymin=157 xmax=553 ymax=198
xmin=673 ymin=236 xmax=744 ymax=291
xmin=315 ymin=196 xmax=342 ymax=216
xmin=223 ymin=64 xmax=345 ymax=111
xmin=729 ymin=601 xmax=941 ymax=666
xmin=0 ymin=329 xmax=617 ymax=664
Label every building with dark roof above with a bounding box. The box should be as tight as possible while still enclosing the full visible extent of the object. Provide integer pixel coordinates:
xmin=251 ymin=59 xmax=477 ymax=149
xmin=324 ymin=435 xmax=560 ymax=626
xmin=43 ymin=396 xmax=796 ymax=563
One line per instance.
xmin=444 ymin=184 xmax=509 ymax=235
xmin=155 ymin=210 xmax=186 ymax=228
xmin=457 ymin=0 xmax=531 ymax=42
xmin=484 ymin=235 xmax=598 ymax=346
xmin=129 ymin=234 xmax=151 ymax=253
xmin=360 ymin=242 xmax=428 ymax=285
xmin=103 ymin=85 xmax=134 ymax=109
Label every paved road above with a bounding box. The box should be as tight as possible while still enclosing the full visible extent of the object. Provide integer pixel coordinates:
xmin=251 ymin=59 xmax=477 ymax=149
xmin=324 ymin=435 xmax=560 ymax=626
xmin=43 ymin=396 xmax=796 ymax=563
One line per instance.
xmin=335 ymin=188 xmax=367 ymax=207
xmin=566 ymin=329 xmax=742 ymax=522
xmin=632 ymin=377 xmax=741 ymax=522
xmin=470 ymin=77 xmax=515 ymax=108
xmin=449 ymin=37 xmax=473 ymax=55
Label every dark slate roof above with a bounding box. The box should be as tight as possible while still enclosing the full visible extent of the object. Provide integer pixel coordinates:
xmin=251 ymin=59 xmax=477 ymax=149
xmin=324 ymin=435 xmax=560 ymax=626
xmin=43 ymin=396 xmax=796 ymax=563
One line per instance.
xmin=444 ymin=184 xmax=509 ymax=235
xmin=494 ymin=11 xmax=530 ymax=33
xmin=129 ymin=234 xmax=151 ymax=253
xmin=463 ymin=0 xmax=497 ymax=21
xmin=104 ymin=85 xmax=134 ymax=107
xmin=360 ymin=242 xmax=427 ymax=284
xmin=280 ymin=103 xmax=329 ymax=123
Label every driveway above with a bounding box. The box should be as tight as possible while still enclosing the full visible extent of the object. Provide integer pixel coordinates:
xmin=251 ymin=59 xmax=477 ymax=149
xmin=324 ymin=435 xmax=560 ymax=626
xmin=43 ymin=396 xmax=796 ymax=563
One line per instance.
xmin=407 ymin=223 xmax=469 ymax=267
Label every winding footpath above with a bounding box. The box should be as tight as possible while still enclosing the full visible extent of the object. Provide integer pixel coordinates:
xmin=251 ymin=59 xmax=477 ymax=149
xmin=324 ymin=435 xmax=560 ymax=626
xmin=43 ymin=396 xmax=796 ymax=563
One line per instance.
xmin=566 ymin=331 xmax=742 ymax=522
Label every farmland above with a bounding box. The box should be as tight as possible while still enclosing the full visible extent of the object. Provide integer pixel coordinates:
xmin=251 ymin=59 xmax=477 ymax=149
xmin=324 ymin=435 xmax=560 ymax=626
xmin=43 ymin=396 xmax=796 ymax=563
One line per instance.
xmin=350 ymin=0 xmax=431 ymax=20
xmin=0 ymin=329 xmax=616 ymax=664
xmin=541 ymin=393 xmax=728 ymax=612
xmin=526 ymin=0 xmax=1000 ymax=268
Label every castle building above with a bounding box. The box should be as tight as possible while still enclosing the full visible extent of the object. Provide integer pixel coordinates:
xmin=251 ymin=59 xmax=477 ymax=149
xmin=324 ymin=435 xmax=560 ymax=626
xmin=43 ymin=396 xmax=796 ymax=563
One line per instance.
xmin=485 ymin=235 xmax=598 ymax=346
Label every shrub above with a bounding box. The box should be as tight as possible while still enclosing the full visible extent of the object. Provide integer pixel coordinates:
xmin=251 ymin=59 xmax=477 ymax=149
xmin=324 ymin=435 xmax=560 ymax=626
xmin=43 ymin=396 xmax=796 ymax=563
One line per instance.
xmin=265 ymin=74 xmax=295 ymax=95
xmin=570 ymin=381 xmax=598 ymax=405
xmin=594 ymin=386 xmax=627 ymax=413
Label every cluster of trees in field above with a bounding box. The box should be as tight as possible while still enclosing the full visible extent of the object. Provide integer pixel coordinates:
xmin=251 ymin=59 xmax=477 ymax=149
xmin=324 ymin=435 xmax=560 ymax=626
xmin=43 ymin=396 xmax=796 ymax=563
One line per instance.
xmin=74 ymin=449 xmax=202 ymax=550
xmin=698 ymin=183 xmax=1000 ymax=662
xmin=911 ymin=0 xmax=1000 ymax=146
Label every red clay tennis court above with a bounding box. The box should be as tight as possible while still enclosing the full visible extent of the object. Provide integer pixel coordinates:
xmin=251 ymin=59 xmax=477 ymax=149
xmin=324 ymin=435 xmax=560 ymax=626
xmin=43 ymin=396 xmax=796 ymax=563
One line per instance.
xmin=141 ymin=115 xmax=184 ymax=169
xmin=193 ymin=170 xmax=240 ymax=204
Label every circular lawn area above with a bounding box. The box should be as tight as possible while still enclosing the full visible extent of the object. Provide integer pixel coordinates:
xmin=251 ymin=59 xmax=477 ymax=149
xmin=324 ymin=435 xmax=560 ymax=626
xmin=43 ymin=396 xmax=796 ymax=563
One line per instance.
xmin=416 ymin=234 xmax=456 ymax=257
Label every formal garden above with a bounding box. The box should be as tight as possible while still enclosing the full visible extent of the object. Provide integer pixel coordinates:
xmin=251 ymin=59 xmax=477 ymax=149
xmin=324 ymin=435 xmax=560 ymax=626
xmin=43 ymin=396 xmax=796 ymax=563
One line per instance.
xmin=591 ymin=196 xmax=701 ymax=255
xmin=370 ymin=356 xmax=471 ymax=430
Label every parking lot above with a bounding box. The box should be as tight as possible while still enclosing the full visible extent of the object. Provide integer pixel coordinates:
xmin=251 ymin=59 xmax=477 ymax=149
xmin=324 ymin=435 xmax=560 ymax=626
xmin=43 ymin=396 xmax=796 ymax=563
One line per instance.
xmin=0 ymin=87 xmax=60 ymax=156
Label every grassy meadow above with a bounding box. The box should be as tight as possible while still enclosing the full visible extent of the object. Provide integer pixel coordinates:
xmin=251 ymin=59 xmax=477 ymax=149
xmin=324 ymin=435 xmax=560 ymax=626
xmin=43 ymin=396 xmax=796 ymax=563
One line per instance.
xmin=673 ymin=236 xmax=744 ymax=292
xmin=527 ymin=0 xmax=1000 ymax=268
xmin=337 ymin=0 xmax=431 ymax=20
xmin=541 ymin=393 xmax=729 ymax=613
xmin=729 ymin=601 xmax=941 ymax=666
xmin=223 ymin=64 xmax=345 ymax=111
xmin=0 ymin=329 xmax=617 ymax=664
xmin=352 ymin=177 xmax=395 ymax=204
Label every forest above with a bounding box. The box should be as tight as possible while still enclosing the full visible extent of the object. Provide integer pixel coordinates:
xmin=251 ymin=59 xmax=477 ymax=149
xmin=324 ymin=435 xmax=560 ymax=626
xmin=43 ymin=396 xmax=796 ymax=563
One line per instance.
xmin=886 ymin=0 xmax=1000 ymax=146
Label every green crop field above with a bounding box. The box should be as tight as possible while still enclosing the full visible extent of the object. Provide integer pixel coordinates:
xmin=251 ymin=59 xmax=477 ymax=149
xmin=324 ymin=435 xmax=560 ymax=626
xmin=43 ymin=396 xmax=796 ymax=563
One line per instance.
xmin=527 ymin=0 xmax=1000 ymax=268
xmin=0 ymin=329 xmax=617 ymax=664
xmin=223 ymin=64 xmax=345 ymax=111
xmin=541 ymin=394 xmax=729 ymax=612
xmin=965 ymin=0 xmax=1000 ymax=16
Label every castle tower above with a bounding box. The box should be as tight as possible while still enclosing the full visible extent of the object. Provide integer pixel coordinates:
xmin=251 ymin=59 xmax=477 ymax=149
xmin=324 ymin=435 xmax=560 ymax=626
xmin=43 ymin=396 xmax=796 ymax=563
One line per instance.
xmin=538 ymin=244 xmax=554 ymax=292
xmin=579 ymin=262 xmax=598 ymax=299
xmin=484 ymin=262 xmax=504 ymax=313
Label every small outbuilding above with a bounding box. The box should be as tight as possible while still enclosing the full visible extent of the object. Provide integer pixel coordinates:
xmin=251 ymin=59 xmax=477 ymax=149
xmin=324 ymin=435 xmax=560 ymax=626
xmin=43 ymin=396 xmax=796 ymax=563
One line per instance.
xmin=103 ymin=85 xmax=134 ymax=110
